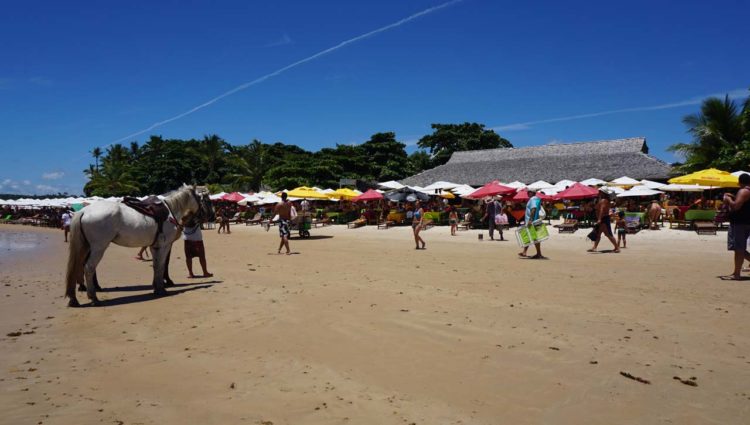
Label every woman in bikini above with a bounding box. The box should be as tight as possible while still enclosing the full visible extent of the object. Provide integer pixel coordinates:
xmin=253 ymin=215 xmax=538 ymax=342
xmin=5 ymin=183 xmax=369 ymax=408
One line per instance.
xmin=412 ymin=201 xmax=426 ymax=249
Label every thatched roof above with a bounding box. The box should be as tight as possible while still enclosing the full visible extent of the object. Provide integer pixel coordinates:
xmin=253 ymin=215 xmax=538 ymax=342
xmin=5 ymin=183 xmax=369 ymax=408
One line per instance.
xmin=401 ymin=137 xmax=671 ymax=187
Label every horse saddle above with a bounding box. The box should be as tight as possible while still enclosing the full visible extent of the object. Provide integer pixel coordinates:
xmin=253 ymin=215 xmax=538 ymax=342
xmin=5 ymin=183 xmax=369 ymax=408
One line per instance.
xmin=122 ymin=196 xmax=171 ymax=236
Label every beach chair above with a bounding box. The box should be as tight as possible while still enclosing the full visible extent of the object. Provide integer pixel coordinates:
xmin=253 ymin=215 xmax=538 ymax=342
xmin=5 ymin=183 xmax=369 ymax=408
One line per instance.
xmin=313 ymin=216 xmax=332 ymax=227
xmin=227 ymin=212 xmax=243 ymax=224
xmin=377 ymin=218 xmax=394 ymax=229
xmin=685 ymin=210 xmax=717 ymax=235
xmin=347 ymin=218 xmax=366 ymax=229
xmin=557 ymin=218 xmax=578 ymax=233
xmin=668 ymin=208 xmax=688 ymax=229
xmin=245 ymin=213 xmax=262 ymax=226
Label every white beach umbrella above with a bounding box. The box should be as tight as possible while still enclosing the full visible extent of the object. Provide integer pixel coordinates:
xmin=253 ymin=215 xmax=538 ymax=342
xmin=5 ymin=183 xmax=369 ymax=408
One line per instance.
xmin=580 ymin=178 xmax=606 ymax=186
xmin=503 ymin=181 xmax=526 ymax=189
xmin=450 ymin=184 xmax=477 ymax=197
xmin=617 ymin=187 xmax=663 ymax=197
xmin=407 ymin=185 xmax=429 ymax=193
xmin=659 ymin=184 xmax=708 ymax=192
xmin=554 ymin=179 xmax=576 ymax=188
xmin=610 ymin=176 xmax=641 ymax=186
xmin=600 ymin=185 xmax=625 ymax=195
xmin=640 ymin=179 xmax=666 ymax=189
xmin=421 ymin=181 xmax=461 ymax=192
xmin=209 ymin=192 xmax=226 ymax=201
xmin=527 ymin=180 xmax=554 ymax=191
xmin=731 ymin=170 xmax=750 ymax=177
xmin=378 ymin=180 xmax=405 ymax=190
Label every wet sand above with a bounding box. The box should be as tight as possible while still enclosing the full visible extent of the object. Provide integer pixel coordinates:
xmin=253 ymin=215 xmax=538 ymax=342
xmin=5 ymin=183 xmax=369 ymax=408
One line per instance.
xmin=1 ymin=222 xmax=749 ymax=424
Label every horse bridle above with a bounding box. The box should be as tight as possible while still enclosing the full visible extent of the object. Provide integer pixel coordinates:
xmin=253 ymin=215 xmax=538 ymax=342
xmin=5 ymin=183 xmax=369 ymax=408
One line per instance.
xmin=191 ymin=189 xmax=211 ymax=223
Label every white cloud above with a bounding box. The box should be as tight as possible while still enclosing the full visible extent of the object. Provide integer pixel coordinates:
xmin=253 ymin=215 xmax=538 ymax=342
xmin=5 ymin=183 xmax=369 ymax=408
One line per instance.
xmin=42 ymin=171 xmax=65 ymax=180
xmin=492 ymin=88 xmax=750 ymax=132
xmin=22 ymin=180 xmax=31 ymax=185
xmin=2 ymin=179 xmax=10 ymax=185
xmin=264 ymin=33 xmax=293 ymax=48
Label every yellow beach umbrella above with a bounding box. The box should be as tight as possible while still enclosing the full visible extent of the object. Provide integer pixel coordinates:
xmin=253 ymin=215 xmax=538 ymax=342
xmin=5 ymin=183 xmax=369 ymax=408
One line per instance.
xmin=439 ymin=191 xmax=456 ymax=199
xmin=285 ymin=186 xmax=330 ymax=199
xmin=668 ymin=168 xmax=739 ymax=188
xmin=327 ymin=188 xmax=361 ymax=200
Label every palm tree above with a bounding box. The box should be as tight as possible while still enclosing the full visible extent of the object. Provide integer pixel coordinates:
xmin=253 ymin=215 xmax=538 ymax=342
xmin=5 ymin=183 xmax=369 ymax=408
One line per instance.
xmin=668 ymin=91 xmax=750 ymax=172
xmin=192 ymin=134 xmax=227 ymax=183
xmin=91 ymin=147 xmax=102 ymax=172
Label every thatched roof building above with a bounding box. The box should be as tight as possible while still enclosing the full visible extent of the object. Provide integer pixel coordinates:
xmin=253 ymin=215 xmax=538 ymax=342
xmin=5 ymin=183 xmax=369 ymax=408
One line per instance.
xmin=401 ymin=137 xmax=671 ymax=186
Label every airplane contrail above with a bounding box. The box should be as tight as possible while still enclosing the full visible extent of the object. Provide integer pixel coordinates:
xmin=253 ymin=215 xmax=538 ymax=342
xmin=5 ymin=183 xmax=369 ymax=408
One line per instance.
xmin=111 ymin=0 xmax=464 ymax=144
xmin=493 ymin=87 xmax=749 ymax=132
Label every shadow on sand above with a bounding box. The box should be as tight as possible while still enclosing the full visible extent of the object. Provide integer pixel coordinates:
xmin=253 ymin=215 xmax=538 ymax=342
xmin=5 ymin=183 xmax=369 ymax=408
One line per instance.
xmin=98 ymin=281 xmax=222 ymax=292
xmin=292 ymin=235 xmax=334 ymax=240
xmin=84 ymin=281 xmax=219 ymax=307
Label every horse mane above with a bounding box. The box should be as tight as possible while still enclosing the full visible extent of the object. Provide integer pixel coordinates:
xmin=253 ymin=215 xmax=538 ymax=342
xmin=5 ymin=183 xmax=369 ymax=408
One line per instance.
xmin=163 ymin=185 xmax=195 ymax=219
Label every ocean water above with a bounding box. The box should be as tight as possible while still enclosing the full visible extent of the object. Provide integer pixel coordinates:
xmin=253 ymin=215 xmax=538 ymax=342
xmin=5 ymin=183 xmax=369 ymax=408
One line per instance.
xmin=0 ymin=229 xmax=54 ymax=260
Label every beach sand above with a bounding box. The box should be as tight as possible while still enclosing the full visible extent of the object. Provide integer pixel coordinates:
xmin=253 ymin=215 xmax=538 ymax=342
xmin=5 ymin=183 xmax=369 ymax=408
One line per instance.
xmin=1 ymin=222 xmax=748 ymax=424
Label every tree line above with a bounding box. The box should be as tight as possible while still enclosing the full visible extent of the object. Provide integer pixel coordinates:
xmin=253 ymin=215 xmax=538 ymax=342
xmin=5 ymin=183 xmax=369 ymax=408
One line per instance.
xmin=84 ymin=123 xmax=511 ymax=196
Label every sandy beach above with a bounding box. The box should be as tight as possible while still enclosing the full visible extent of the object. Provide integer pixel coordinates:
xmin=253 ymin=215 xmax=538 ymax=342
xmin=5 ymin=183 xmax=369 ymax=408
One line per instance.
xmin=1 ymin=222 xmax=749 ymax=424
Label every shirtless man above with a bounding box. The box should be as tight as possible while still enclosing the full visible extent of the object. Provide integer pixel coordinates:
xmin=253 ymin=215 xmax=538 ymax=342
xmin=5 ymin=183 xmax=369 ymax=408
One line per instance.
xmin=588 ymin=192 xmax=619 ymax=253
xmin=274 ymin=192 xmax=293 ymax=255
xmin=722 ymin=173 xmax=750 ymax=280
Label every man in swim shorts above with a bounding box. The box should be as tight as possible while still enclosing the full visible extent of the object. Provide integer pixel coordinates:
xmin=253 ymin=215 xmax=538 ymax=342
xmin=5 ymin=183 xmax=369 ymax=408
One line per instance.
xmin=274 ymin=192 xmax=293 ymax=255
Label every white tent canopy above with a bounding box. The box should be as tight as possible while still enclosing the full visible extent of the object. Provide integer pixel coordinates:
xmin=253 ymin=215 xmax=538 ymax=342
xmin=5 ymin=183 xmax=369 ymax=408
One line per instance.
xmin=610 ymin=176 xmax=641 ymax=186
xmin=600 ymin=186 xmax=625 ymax=195
xmin=527 ymin=180 xmax=554 ymax=191
xmin=503 ymin=181 xmax=526 ymax=189
xmin=580 ymin=178 xmax=607 ymax=186
xmin=659 ymin=184 xmax=708 ymax=192
xmin=731 ymin=170 xmax=750 ymax=177
xmin=617 ymin=187 xmax=663 ymax=197
xmin=378 ymin=181 xmax=405 ymax=190
xmin=209 ymin=192 xmax=226 ymax=201
xmin=640 ymin=179 xmax=666 ymax=189
xmin=421 ymin=181 xmax=461 ymax=192
xmin=450 ymin=184 xmax=477 ymax=197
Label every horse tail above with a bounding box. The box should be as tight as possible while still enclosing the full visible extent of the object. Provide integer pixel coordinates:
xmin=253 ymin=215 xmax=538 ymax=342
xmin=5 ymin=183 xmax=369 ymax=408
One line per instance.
xmin=65 ymin=212 xmax=88 ymax=301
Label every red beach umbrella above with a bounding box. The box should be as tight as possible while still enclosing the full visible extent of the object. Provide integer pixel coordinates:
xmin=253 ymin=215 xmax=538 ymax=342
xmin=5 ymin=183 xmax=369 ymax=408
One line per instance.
xmin=466 ymin=181 xmax=515 ymax=199
xmin=353 ymin=189 xmax=383 ymax=202
xmin=555 ymin=183 xmax=599 ymax=200
xmin=221 ymin=192 xmax=246 ymax=202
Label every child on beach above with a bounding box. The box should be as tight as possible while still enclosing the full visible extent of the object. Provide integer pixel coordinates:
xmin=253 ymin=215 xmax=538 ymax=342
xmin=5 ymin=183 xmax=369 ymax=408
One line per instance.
xmin=449 ymin=207 xmax=458 ymax=236
xmin=615 ymin=211 xmax=627 ymax=249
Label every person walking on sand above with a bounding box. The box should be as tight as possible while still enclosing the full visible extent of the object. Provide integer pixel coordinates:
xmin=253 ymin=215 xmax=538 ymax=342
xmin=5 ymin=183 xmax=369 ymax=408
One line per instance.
xmin=518 ymin=189 xmax=544 ymax=259
xmin=274 ymin=192 xmax=293 ymax=255
xmin=61 ymin=209 xmax=72 ymax=242
xmin=589 ymin=192 xmax=620 ymax=253
xmin=135 ymin=246 xmax=149 ymax=261
xmin=449 ymin=206 xmax=458 ymax=236
xmin=482 ymin=197 xmax=505 ymax=241
xmin=412 ymin=200 xmax=426 ymax=249
xmin=182 ymin=217 xmax=212 ymax=278
xmin=721 ymin=173 xmax=750 ymax=280
xmin=615 ymin=211 xmax=627 ymax=249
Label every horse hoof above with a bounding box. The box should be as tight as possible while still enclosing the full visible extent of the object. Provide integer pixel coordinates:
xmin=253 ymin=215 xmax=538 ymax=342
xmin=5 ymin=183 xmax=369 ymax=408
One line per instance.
xmin=164 ymin=280 xmax=175 ymax=288
xmin=77 ymin=285 xmax=86 ymax=292
xmin=94 ymin=284 xmax=103 ymax=291
xmin=90 ymin=299 xmax=101 ymax=307
xmin=68 ymin=299 xmax=80 ymax=308
xmin=154 ymin=290 xmax=168 ymax=297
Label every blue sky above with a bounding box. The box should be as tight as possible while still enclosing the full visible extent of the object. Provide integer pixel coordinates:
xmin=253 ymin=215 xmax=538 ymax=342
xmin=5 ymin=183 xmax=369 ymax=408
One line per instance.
xmin=1 ymin=0 xmax=748 ymax=195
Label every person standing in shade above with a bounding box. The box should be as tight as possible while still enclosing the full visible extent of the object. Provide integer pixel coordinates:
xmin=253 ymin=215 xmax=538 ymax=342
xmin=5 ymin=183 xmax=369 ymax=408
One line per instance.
xmin=588 ymin=192 xmax=620 ymax=253
xmin=482 ymin=197 xmax=505 ymax=241
xmin=274 ymin=192 xmax=293 ymax=255
xmin=61 ymin=209 xmax=72 ymax=242
xmin=518 ymin=190 xmax=544 ymax=259
xmin=721 ymin=173 xmax=750 ymax=280
xmin=183 ymin=218 xmax=212 ymax=278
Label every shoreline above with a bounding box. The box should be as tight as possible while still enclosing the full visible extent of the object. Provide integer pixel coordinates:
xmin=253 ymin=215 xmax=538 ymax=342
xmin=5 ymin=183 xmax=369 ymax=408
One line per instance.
xmin=1 ymin=223 xmax=749 ymax=424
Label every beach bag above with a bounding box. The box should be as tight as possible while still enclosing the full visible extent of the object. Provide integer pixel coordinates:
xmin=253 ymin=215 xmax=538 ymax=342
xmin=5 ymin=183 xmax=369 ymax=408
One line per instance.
xmin=290 ymin=206 xmax=298 ymax=220
xmin=538 ymin=206 xmax=546 ymax=220
xmin=494 ymin=213 xmax=508 ymax=225
xmin=586 ymin=228 xmax=597 ymax=241
xmin=515 ymin=220 xmax=550 ymax=247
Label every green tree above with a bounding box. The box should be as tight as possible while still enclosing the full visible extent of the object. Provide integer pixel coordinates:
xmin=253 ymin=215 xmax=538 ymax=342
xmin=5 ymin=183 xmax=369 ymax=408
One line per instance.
xmin=191 ymin=134 xmax=229 ymax=183
xmin=407 ymin=150 xmax=432 ymax=175
xmin=361 ymin=132 xmax=409 ymax=181
xmin=668 ymin=91 xmax=750 ymax=172
xmin=84 ymin=144 xmax=139 ymax=196
xmin=417 ymin=122 xmax=512 ymax=167
xmin=225 ymin=139 xmax=271 ymax=191
xmin=91 ymin=147 xmax=102 ymax=172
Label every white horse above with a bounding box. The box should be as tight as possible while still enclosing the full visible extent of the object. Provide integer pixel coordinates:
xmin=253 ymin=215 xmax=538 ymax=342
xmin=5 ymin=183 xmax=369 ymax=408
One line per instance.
xmin=65 ymin=185 xmax=214 ymax=307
